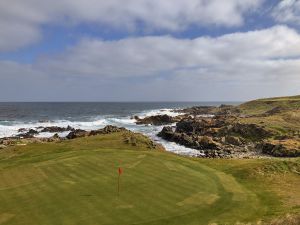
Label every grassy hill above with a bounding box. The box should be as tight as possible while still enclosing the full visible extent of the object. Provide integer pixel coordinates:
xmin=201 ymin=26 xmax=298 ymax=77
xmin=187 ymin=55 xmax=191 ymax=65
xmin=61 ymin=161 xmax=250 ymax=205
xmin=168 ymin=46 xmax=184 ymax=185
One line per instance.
xmin=238 ymin=95 xmax=300 ymax=115
xmin=0 ymin=131 xmax=299 ymax=225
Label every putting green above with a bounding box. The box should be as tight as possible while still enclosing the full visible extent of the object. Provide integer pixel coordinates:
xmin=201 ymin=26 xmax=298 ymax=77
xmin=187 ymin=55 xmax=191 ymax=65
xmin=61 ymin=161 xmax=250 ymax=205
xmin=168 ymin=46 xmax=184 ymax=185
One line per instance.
xmin=0 ymin=133 xmax=284 ymax=225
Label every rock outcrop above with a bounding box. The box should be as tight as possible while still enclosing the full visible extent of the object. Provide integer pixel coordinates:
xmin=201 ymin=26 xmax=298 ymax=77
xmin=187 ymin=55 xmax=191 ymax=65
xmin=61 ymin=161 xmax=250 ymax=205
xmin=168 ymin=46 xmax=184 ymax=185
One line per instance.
xmin=40 ymin=126 xmax=73 ymax=133
xmin=158 ymin=116 xmax=273 ymax=158
xmin=256 ymin=142 xmax=300 ymax=157
xmin=134 ymin=114 xmax=179 ymax=126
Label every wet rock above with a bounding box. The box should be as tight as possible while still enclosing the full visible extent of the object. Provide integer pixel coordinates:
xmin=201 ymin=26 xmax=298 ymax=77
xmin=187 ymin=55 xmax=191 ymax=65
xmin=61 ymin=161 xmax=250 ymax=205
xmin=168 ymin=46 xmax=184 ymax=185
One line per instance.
xmin=28 ymin=129 xmax=38 ymax=134
xmin=66 ymin=129 xmax=87 ymax=139
xmin=157 ymin=126 xmax=174 ymax=140
xmin=52 ymin=133 xmax=60 ymax=139
xmin=18 ymin=128 xmax=27 ymax=133
xmin=175 ymin=106 xmax=217 ymax=115
xmin=38 ymin=120 xmax=51 ymax=123
xmin=40 ymin=126 xmax=73 ymax=133
xmin=135 ymin=114 xmax=177 ymax=126
xmin=16 ymin=129 xmax=38 ymax=138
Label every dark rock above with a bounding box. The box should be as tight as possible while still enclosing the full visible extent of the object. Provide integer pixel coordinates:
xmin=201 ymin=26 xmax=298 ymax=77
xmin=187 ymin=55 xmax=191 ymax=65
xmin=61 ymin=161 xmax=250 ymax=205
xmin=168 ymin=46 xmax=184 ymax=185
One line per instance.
xmin=89 ymin=125 xmax=126 ymax=136
xmin=175 ymin=105 xmax=240 ymax=116
xmin=224 ymin=136 xmax=243 ymax=146
xmin=219 ymin=123 xmax=272 ymax=140
xmin=256 ymin=142 xmax=300 ymax=157
xmin=135 ymin=114 xmax=176 ymax=126
xmin=16 ymin=129 xmax=38 ymax=138
xmin=157 ymin=126 xmax=174 ymax=140
xmin=175 ymin=106 xmax=217 ymax=115
xmin=18 ymin=128 xmax=27 ymax=133
xmin=38 ymin=120 xmax=51 ymax=123
xmin=66 ymin=129 xmax=87 ymax=139
xmin=264 ymin=106 xmax=284 ymax=116
xmin=196 ymin=136 xmax=220 ymax=149
xmin=158 ymin=126 xmax=220 ymax=150
xmin=176 ymin=119 xmax=206 ymax=134
xmin=52 ymin=133 xmax=60 ymax=139
xmin=40 ymin=126 xmax=73 ymax=133
xmin=28 ymin=129 xmax=38 ymax=134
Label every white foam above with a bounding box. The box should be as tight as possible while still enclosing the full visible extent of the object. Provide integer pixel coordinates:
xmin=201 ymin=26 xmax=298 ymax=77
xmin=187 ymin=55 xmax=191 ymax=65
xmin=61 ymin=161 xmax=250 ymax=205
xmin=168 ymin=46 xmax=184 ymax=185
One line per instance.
xmin=0 ymin=108 xmax=202 ymax=157
xmin=136 ymin=108 xmax=184 ymax=118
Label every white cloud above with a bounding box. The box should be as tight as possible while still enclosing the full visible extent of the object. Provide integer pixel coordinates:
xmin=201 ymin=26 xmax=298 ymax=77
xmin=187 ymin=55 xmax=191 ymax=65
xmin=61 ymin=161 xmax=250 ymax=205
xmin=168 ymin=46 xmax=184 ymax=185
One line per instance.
xmin=37 ymin=25 xmax=300 ymax=79
xmin=272 ymin=0 xmax=300 ymax=24
xmin=1 ymin=25 xmax=300 ymax=101
xmin=0 ymin=0 xmax=263 ymax=51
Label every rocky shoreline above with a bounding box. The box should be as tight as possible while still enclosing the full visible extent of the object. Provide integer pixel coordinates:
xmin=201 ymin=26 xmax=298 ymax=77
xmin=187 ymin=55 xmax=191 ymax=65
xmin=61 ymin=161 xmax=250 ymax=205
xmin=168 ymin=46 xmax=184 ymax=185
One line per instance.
xmin=1 ymin=102 xmax=299 ymax=159
xmin=133 ymin=105 xmax=300 ymax=158
xmin=0 ymin=125 xmax=159 ymax=150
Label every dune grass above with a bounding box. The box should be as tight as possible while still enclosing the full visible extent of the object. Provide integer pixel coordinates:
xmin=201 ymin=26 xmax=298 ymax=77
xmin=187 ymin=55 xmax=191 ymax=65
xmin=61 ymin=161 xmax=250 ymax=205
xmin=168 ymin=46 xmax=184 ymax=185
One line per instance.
xmin=0 ymin=132 xmax=299 ymax=225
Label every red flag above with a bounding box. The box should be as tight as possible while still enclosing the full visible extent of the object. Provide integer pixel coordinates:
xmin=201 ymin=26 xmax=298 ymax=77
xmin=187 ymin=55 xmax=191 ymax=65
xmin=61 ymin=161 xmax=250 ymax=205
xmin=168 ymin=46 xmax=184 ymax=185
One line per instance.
xmin=118 ymin=167 xmax=123 ymax=175
xmin=117 ymin=167 xmax=123 ymax=196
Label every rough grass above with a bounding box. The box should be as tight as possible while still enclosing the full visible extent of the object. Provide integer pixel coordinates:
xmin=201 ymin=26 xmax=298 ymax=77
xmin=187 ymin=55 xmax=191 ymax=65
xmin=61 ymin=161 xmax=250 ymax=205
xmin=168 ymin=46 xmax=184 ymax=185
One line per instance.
xmin=238 ymin=95 xmax=300 ymax=115
xmin=0 ymin=132 xmax=299 ymax=225
xmin=237 ymin=96 xmax=300 ymax=153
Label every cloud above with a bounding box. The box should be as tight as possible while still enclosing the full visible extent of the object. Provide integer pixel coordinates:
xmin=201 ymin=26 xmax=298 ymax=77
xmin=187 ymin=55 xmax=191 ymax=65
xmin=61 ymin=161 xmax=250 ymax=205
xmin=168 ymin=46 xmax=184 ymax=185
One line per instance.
xmin=38 ymin=25 xmax=300 ymax=79
xmin=1 ymin=25 xmax=300 ymax=101
xmin=0 ymin=0 xmax=263 ymax=51
xmin=272 ymin=0 xmax=300 ymax=24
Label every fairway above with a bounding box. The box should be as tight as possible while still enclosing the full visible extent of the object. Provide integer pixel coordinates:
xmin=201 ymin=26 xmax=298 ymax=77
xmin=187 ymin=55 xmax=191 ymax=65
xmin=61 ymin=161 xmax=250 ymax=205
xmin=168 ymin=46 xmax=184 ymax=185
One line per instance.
xmin=0 ymin=132 xmax=297 ymax=225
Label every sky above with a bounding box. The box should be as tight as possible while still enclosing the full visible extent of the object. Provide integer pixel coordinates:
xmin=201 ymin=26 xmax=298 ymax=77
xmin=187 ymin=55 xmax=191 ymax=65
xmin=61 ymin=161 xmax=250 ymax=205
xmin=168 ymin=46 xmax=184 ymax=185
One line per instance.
xmin=0 ymin=0 xmax=300 ymax=102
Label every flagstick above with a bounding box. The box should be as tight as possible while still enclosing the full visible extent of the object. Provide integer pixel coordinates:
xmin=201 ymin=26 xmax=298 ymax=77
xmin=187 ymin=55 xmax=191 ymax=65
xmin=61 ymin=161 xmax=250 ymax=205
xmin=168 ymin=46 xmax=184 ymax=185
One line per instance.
xmin=117 ymin=173 xmax=120 ymax=197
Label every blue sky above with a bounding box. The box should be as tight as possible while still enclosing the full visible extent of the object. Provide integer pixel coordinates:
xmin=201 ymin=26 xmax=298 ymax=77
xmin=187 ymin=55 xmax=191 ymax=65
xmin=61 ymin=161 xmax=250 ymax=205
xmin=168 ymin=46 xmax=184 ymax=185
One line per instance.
xmin=0 ymin=0 xmax=300 ymax=101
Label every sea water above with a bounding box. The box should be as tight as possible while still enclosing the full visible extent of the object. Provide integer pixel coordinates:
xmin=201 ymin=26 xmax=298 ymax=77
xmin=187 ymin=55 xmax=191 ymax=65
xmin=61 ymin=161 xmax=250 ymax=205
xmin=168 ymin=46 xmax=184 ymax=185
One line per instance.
xmin=0 ymin=102 xmax=236 ymax=156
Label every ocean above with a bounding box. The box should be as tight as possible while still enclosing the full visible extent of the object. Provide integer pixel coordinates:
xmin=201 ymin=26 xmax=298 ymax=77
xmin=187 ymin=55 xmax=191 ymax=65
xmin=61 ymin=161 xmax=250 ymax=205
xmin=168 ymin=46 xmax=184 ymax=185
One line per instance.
xmin=0 ymin=102 xmax=237 ymax=156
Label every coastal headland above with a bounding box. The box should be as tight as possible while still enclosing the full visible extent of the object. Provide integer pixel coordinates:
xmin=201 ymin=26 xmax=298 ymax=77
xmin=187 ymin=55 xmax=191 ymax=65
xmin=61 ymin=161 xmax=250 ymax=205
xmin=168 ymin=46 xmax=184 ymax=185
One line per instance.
xmin=0 ymin=96 xmax=299 ymax=224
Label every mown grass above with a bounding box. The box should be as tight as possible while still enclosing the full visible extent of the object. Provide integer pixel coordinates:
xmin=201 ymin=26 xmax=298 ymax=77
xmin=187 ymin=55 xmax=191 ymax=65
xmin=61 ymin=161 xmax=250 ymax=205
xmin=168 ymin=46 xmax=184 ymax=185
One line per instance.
xmin=0 ymin=132 xmax=299 ymax=225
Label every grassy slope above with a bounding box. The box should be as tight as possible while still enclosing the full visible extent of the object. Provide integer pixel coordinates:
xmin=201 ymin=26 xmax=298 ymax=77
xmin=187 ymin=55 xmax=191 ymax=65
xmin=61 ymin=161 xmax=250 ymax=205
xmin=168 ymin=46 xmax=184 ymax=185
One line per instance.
xmin=0 ymin=132 xmax=299 ymax=225
xmin=238 ymin=95 xmax=300 ymax=115
xmin=237 ymin=95 xmax=300 ymax=137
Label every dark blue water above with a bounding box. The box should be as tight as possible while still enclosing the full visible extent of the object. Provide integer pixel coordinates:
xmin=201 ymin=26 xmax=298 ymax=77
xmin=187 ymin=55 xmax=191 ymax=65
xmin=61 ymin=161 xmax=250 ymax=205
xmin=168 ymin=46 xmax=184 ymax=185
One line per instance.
xmin=0 ymin=102 xmax=238 ymax=122
xmin=0 ymin=102 xmax=239 ymax=155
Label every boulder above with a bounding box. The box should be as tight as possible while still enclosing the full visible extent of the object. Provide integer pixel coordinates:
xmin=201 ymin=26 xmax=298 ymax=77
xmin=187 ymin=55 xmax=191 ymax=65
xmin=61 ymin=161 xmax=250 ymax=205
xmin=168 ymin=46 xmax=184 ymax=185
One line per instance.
xmin=219 ymin=123 xmax=271 ymax=140
xmin=40 ymin=126 xmax=73 ymax=133
xmin=89 ymin=125 xmax=126 ymax=136
xmin=66 ymin=129 xmax=87 ymax=139
xmin=16 ymin=129 xmax=38 ymax=138
xmin=157 ymin=126 xmax=174 ymax=140
xmin=52 ymin=133 xmax=60 ymax=139
xmin=175 ymin=106 xmax=217 ymax=115
xmin=135 ymin=114 xmax=176 ymax=126
xmin=224 ymin=136 xmax=243 ymax=146
xmin=175 ymin=118 xmax=219 ymax=135
xmin=264 ymin=106 xmax=283 ymax=116
xmin=256 ymin=142 xmax=300 ymax=157
xmin=18 ymin=128 xmax=27 ymax=133
xmin=196 ymin=136 xmax=220 ymax=149
xmin=28 ymin=129 xmax=38 ymax=134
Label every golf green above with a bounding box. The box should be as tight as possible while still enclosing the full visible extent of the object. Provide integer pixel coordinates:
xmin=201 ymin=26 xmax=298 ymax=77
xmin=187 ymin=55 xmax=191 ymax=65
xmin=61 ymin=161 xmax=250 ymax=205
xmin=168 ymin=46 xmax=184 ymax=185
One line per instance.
xmin=0 ymin=133 xmax=294 ymax=225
